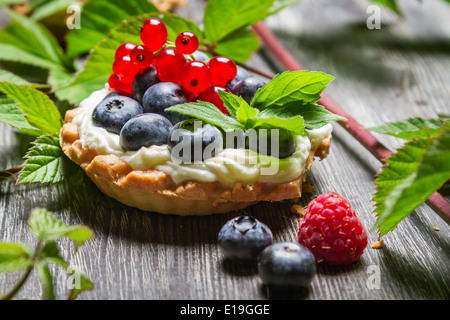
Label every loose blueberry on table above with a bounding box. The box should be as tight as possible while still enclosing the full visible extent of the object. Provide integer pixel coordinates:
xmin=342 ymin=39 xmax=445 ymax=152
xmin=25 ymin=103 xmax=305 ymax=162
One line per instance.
xmin=218 ymin=216 xmax=273 ymax=264
xmin=258 ymin=242 xmax=317 ymax=288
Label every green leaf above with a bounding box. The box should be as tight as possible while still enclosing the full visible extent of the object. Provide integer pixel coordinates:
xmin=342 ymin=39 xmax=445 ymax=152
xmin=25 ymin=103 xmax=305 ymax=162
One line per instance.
xmin=65 ymin=0 xmax=158 ymax=58
xmin=17 ymin=134 xmax=79 ymax=184
xmin=27 ymin=208 xmax=94 ymax=250
xmin=0 ymin=95 xmax=38 ymax=132
xmin=252 ymin=107 xmax=305 ymax=135
xmin=35 ymin=262 xmax=56 ymax=300
xmin=272 ymin=101 xmax=346 ymax=129
xmin=31 ymin=0 xmax=77 ymax=21
xmin=373 ymin=122 xmax=450 ymax=236
xmin=0 ymin=242 xmax=33 ymax=273
xmin=0 ymin=70 xmax=31 ymax=85
xmin=369 ymin=0 xmax=401 ymax=14
xmin=0 ymin=82 xmax=62 ymax=134
xmin=57 ymin=12 xmax=202 ymax=105
xmin=67 ymin=273 xmax=94 ymax=300
xmin=166 ymin=101 xmax=245 ymax=132
xmin=0 ymin=8 xmax=72 ymax=71
xmin=366 ymin=117 xmax=445 ymax=140
xmin=37 ymin=241 xmax=93 ymax=299
xmin=251 ymin=71 xmax=335 ymax=110
xmin=217 ymin=90 xmax=249 ymax=119
xmin=204 ymin=0 xmax=272 ymax=44
xmin=214 ymin=27 xmax=260 ymax=63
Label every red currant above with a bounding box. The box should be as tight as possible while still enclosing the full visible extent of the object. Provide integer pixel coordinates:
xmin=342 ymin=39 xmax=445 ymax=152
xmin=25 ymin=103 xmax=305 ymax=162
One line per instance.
xmin=130 ymin=45 xmax=153 ymax=69
xmin=181 ymin=61 xmax=212 ymax=95
xmin=108 ymin=73 xmax=133 ymax=95
xmin=112 ymin=55 xmax=140 ymax=83
xmin=198 ymin=85 xmax=230 ymax=115
xmin=175 ymin=31 xmax=199 ymax=55
xmin=208 ymin=56 xmax=237 ymax=87
xmin=140 ymin=18 xmax=168 ymax=52
xmin=115 ymin=42 xmax=137 ymax=59
xmin=155 ymin=48 xmax=186 ymax=83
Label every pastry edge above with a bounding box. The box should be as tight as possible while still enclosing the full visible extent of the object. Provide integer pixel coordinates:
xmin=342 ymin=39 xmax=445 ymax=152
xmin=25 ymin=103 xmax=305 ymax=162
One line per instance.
xmin=60 ymin=108 xmax=332 ymax=215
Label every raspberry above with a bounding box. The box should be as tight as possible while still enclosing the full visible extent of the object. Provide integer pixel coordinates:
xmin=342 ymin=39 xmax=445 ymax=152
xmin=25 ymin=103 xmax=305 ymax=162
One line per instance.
xmin=297 ymin=192 xmax=368 ymax=265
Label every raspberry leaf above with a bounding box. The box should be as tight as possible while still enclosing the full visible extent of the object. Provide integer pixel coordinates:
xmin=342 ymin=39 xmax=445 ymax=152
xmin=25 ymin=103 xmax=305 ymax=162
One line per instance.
xmin=0 ymin=82 xmax=62 ymax=134
xmin=373 ymin=121 xmax=450 ymax=236
xmin=0 ymin=242 xmax=33 ymax=273
xmin=17 ymin=133 xmax=79 ymax=184
xmin=65 ymin=0 xmax=158 ymax=58
xmin=28 ymin=207 xmax=94 ymax=251
xmin=0 ymin=95 xmax=39 ymax=133
xmin=366 ymin=117 xmax=445 ymax=140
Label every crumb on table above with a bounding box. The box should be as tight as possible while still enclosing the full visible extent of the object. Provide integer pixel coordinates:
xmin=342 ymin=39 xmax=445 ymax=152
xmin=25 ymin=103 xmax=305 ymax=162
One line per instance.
xmin=371 ymin=240 xmax=384 ymax=249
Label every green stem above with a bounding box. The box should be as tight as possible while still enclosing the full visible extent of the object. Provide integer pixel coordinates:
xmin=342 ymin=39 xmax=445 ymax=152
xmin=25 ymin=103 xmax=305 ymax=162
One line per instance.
xmin=0 ymin=240 xmax=42 ymax=300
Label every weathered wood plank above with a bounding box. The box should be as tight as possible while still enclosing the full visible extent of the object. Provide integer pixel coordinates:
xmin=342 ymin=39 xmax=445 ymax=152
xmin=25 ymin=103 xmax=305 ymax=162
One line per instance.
xmin=0 ymin=0 xmax=449 ymax=300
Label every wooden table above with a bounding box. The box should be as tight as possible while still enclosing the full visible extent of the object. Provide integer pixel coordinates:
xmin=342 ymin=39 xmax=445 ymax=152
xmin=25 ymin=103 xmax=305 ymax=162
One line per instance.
xmin=0 ymin=0 xmax=449 ymax=301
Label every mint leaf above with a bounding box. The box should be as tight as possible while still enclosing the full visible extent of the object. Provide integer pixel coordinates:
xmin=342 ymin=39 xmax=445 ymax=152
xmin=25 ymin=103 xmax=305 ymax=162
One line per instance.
xmin=65 ymin=0 xmax=158 ymax=58
xmin=274 ymin=101 xmax=346 ymax=129
xmin=251 ymin=107 xmax=305 ymax=135
xmin=217 ymin=90 xmax=245 ymax=118
xmin=0 ymin=82 xmax=62 ymax=134
xmin=17 ymin=134 xmax=79 ymax=184
xmin=367 ymin=117 xmax=445 ymax=140
xmin=0 ymin=95 xmax=38 ymax=132
xmin=58 ymin=12 xmax=202 ymax=105
xmin=28 ymin=208 xmax=94 ymax=250
xmin=373 ymin=122 xmax=450 ymax=236
xmin=251 ymin=71 xmax=335 ymax=110
xmin=0 ymin=243 xmax=33 ymax=273
xmin=166 ymin=101 xmax=245 ymax=132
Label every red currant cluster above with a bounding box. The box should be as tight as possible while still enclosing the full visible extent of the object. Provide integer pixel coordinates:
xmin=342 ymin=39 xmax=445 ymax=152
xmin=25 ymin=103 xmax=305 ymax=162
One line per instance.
xmin=108 ymin=18 xmax=238 ymax=115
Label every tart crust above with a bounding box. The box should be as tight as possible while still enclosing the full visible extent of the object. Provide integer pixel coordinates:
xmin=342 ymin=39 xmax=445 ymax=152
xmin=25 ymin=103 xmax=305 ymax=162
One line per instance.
xmin=60 ymin=107 xmax=332 ymax=215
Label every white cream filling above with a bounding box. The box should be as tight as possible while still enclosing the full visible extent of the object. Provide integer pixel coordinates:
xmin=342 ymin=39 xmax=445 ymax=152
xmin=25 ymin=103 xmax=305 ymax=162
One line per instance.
xmin=72 ymin=87 xmax=333 ymax=185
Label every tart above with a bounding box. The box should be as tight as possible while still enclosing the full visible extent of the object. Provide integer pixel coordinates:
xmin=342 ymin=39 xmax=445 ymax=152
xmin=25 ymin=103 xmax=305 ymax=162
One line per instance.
xmin=59 ymin=18 xmax=335 ymax=216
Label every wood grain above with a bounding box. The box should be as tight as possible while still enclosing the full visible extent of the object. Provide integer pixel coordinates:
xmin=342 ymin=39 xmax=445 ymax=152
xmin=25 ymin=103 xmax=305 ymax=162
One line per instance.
xmin=0 ymin=0 xmax=449 ymax=300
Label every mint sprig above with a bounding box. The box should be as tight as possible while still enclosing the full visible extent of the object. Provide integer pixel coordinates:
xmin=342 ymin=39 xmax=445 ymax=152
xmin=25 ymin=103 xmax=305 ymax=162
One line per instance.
xmin=0 ymin=208 xmax=94 ymax=300
xmin=167 ymin=71 xmax=346 ymax=136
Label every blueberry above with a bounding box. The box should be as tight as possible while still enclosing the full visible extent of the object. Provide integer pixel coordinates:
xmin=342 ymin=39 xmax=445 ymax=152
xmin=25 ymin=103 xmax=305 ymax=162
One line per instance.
xmin=142 ymin=82 xmax=196 ymax=124
xmin=218 ymin=216 xmax=273 ymax=264
xmin=104 ymin=90 xmax=133 ymax=99
xmin=231 ymin=77 xmax=267 ymax=105
xmin=245 ymin=127 xmax=296 ymax=159
xmin=168 ymin=119 xmax=223 ymax=162
xmin=185 ymin=50 xmax=210 ymax=62
xmin=119 ymin=113 xmax=173 ymax=151
xmin=258 ymin=242 xmax=316 ymax=288
xmin=132 ymin=66 xmax=161 ymax=104
xmin=92 ymin=95 xmax=143 ymax=134
xmin=226 ymin=65 xmax=251 ymax=90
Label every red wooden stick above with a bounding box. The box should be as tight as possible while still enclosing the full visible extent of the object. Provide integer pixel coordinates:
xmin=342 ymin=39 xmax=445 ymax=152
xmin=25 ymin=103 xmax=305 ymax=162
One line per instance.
xmin=252 ymin=22 xmax=450 ymax=224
